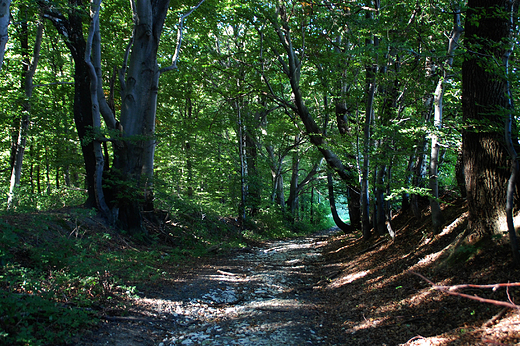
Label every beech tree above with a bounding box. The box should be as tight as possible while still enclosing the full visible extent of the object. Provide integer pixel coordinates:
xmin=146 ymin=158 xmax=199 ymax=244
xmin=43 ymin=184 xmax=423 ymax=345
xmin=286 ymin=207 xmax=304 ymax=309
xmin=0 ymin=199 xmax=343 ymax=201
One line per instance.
xmin=2 ymin=0 xmax=520 ymax=265
xmin=462 ymin=0 xmax=519 ymax=242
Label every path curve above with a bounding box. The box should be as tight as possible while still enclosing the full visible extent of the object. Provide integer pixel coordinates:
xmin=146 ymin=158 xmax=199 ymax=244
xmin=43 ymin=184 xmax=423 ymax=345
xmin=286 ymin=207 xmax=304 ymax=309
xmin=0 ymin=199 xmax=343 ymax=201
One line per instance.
xmin=159 ymin=228 xmax=338 ymax=345
xmin=77 ymin=228 xmax=340 ymax=345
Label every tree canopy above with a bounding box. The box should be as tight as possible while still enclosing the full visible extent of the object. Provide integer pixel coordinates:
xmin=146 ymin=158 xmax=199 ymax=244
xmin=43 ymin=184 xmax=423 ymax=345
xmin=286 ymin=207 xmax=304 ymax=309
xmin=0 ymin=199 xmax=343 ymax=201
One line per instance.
xmin=1 ymin=0 xmax=519 ymax=261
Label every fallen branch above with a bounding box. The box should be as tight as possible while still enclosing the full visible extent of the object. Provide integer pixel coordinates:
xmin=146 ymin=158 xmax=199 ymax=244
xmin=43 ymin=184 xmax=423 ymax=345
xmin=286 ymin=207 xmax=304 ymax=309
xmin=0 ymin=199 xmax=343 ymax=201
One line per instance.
xmin=409 ymin=271 xmax=520 ymax=310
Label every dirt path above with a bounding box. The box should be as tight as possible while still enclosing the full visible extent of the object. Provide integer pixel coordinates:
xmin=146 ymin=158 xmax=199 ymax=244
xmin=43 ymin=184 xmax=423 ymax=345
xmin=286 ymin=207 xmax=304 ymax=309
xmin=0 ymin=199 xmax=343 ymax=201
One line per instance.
xmin=76 ymin=228 xmax=340 ymax=346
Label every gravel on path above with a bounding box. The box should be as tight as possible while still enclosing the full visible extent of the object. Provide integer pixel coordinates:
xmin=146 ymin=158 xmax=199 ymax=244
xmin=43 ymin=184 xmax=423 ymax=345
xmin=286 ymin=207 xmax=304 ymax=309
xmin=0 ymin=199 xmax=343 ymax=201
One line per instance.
xmin=77 ymin=228 xmax=341 ymax=346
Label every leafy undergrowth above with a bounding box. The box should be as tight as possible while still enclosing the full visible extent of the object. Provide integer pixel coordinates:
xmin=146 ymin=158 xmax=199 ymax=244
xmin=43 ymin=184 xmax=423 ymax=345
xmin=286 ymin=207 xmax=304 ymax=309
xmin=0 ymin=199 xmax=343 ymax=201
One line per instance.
xmin=0 ymin=200 xmax=322 ymax=346
xmin=319 ymin=197 xmax=520 ymax=345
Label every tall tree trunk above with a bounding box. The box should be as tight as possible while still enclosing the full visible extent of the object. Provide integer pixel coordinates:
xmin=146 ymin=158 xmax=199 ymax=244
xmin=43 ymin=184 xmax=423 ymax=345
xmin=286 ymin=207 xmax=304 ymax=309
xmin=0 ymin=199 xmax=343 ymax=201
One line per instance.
xmin=44 ymin=2 xmax=98 ymax=208
xmin=361 ymin=63 xmax=376 ymax=239
xmin=462 ymin=0 xmax=518 ymax=240
xmin=113 ymin=0 xmax=171 ymax=234
xmin=429 ymin=5 xmax=462 ymax=233
xmin=287 ymin=135 xmax=300 ymax=220
xmin=237 ymin=101 xmax=247 ymax=223
xmin=429 ymin=77 xmax=446 ymax=232
xmin=0 ymin=0 xmax=10 ymax=70
xmin=8 ymin=12 xmax=43 ymax=209
xmin=502 ymin=1 xmax=520 ymax=265
xmin=85 ymin=0 xmax=111 ymax=220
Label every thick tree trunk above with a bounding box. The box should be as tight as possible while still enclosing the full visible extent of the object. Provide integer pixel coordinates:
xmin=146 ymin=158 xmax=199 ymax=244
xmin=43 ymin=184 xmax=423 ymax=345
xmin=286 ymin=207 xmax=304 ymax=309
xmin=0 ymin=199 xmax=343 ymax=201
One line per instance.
xmin=113 ymin=0 xmax=170 ymax=235
xmin=462 ymin=0 xmax=518 ymax=239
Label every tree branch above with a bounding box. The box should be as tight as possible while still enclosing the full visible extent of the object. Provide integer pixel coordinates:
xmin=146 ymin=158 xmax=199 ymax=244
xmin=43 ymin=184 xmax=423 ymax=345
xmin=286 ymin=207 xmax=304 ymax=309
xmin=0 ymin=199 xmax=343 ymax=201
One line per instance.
xmin=159 ymin=0 xmax=206 ymax=74
xmin=409 ymin=271 xmax=520 ymax=309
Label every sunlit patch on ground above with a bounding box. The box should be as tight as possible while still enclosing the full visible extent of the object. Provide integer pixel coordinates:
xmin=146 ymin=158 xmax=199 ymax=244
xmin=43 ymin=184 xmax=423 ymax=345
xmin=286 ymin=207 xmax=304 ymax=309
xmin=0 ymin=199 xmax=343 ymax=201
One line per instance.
xmin=328 ymin=270 xmax=370 ymax=289
xmin=318 ymin=198 xmax=520 ymax=345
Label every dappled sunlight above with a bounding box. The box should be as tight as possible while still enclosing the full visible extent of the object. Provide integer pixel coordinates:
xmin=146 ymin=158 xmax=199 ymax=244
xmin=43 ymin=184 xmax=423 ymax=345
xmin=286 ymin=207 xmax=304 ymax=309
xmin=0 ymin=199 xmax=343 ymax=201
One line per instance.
xmin=342 ymin=315 xmax=391 ymax=334
xmin=404 ymin=336 xmax=453 ymax=345
xmin=328 ymin=270 xmax=370 ymax=289
xmin=317 ymin=198 xmax=520 ymax=345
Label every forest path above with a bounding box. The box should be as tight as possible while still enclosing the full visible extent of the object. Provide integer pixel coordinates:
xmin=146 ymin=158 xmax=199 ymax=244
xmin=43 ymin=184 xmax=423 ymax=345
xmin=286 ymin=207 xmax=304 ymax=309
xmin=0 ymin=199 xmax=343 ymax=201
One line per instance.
xmin=76 ymin=228 xmax=341 ymax=345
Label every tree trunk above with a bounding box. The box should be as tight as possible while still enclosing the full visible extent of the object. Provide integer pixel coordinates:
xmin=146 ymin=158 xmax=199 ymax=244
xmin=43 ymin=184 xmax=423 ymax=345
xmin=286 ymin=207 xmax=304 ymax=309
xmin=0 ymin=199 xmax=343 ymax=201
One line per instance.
xmin=266 ymin=145 xmax=286 ymax=210
xmin=0 ymin=0 xmax=10 ymax=70
xmin=8 ymin=12 xmax=43 ymax=209
xmin=462 ymin=0 xmax=518 ymax=239
xmin=429 ymin=5 xmax=462 ymax=233
xmin=44 ymin=2 xmax=98 ymax=208
xmin=327 ymin=172 xmax=354 ymax=233
xmin=287 ymin=135 xmax=300 ymax=220
xmin=85 ymin=0 xmax=111 ymax=220
xmin=113 ymin=0 xmax=171 ymax=235
xmin=268 ymin=5 xmax=360 ymax=227
xmin=237 ymin=101 xmax=247 ymax=223
xmin=375 ymin=165 xmax=386 ymax=236
xmin=361 ymin=62 xmax=376 ymax=239
xmin=245 ymin=129 xmax=260 ymax=216
xmin=429 ymin=77 xmax=446 ymax=233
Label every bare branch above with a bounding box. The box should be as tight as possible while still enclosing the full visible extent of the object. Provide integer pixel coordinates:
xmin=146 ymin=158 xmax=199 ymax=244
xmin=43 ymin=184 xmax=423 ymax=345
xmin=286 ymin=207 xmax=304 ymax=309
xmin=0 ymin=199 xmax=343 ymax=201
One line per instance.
xmin=159 ymin=0 xmax=206 ymax=74
xmin=409 ymin=271 xmax=520 ymax=309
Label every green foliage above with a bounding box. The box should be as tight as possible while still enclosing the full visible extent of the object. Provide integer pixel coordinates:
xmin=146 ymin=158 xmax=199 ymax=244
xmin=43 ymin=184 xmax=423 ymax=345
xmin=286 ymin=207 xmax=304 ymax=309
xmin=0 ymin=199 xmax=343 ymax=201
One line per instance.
xmin=0 ymin=211 xmax=196 ymax=345
xmin=0 ymin=291 xmax=95 ymax=346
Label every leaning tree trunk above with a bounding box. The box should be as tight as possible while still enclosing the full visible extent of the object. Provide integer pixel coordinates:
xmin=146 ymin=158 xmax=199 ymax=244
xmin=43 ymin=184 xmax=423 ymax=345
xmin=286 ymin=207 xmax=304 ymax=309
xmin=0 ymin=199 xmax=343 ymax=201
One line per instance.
xmin=462 ymin=0 xmax=518 ymax=240
xmin=268 ymin=5 xmax=360 ymax=223
xmin=327 ymin=172 xmax=354 ymax=233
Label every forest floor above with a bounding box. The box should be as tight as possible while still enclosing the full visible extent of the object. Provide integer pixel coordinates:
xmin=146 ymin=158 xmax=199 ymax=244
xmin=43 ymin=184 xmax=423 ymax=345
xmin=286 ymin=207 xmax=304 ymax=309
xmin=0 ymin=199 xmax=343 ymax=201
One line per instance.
xmin=71 ymin=197 xmax=520 ymax=346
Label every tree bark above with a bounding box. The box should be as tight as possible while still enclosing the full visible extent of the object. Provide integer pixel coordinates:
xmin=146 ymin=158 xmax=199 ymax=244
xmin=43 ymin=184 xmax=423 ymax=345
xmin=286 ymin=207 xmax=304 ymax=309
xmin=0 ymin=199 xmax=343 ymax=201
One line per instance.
xmin=0 ymin=0 xmax=10 ymax=70
xmin=462 ymin=0 xmax=518 ymax=239
xmin=113 ymin=0 xmax=170 ymax=234
xmin=85 ymin=0 xmax=111 ymax=220
xmin=502 ymin=1 xmax=520 ymax=265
